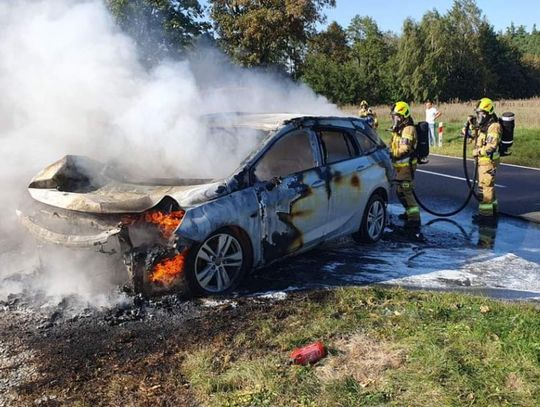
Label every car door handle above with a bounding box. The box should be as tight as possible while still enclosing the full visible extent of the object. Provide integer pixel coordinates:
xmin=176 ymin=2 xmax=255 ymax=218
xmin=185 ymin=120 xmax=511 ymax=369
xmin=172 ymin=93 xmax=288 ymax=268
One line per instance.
xmin=310 ymin=180 xmax=325 ymax=188
xmin=356 ymin=163 xmax=372 ymax=171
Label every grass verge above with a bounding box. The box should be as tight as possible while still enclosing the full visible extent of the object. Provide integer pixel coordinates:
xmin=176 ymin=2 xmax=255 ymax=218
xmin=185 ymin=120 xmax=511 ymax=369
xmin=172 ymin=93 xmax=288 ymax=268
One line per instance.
xmin=181 ymin=288 xmax=540 ymax=407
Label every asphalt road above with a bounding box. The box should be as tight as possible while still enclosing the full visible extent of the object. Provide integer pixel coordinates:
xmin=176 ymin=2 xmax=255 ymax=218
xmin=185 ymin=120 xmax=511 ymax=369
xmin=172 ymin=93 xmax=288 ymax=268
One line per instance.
xmin=412 ymin=154 xmax=540 ymax=223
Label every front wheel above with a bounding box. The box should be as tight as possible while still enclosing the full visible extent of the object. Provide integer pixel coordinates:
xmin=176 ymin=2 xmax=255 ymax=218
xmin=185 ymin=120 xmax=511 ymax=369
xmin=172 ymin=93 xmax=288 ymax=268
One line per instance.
xmin=353 ymin=193 xmax=387 ymax=243
xmin=185 ymin=229 xmax=250 ymax=296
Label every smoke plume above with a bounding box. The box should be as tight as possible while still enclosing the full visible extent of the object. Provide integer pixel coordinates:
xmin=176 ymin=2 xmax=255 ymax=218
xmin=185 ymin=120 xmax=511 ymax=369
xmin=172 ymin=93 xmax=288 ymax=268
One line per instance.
xmin=0 ymin=0 xmax=339 ymax=304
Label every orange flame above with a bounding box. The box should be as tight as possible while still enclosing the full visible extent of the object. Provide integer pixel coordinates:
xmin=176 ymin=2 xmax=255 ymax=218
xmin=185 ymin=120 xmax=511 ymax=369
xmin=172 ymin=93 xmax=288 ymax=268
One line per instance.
xmin=143 ymin=210 xmax=185 ymax=239
xmin=122 ymin=210 xmax=185 ymax=239
xmin=149 ymin=251 xmax=187 ymax=286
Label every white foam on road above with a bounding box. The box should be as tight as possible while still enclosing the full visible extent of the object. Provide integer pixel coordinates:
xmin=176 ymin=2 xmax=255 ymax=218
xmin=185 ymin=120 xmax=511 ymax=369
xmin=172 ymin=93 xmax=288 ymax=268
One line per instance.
xmin=382 ymin=253 xmax=540 ymax=293
xmin=323 ymin=244 xmax=540 ymax=298
xmin=462 ymin=253 xmax=540 ymax=292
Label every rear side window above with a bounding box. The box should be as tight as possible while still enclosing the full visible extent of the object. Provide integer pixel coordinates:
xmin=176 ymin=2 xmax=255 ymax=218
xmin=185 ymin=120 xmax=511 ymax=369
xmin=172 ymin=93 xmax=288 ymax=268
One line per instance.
xmin=318 ymin=130 xmax=357 ymax=164
xmin=363 ymin=126 xmax=386 ymax=148
xmin=253 ymin=130 xmax=315 ymax=182
xmin=354 ymin=130 xmax=378 ymax=154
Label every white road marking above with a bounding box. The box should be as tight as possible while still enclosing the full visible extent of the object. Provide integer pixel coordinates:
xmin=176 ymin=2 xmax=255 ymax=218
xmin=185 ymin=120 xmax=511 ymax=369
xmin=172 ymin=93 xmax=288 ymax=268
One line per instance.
xmin=496 ymin=162 xmax=540 ymax=171
xmin=417 ymin=169 xmax=507 ymax=188
xmin=430 ymin=153 xmax=540 ymax=172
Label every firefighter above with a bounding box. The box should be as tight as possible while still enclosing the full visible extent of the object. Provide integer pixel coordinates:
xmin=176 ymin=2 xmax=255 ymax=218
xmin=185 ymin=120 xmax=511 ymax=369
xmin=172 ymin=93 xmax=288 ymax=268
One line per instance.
xmin=390 ymin=101 xmax=421 ymax=227
xmin=358 ymin=100 xmax=378 ymax=129
xmin=465 ymin=97 xmax=502 ymax=223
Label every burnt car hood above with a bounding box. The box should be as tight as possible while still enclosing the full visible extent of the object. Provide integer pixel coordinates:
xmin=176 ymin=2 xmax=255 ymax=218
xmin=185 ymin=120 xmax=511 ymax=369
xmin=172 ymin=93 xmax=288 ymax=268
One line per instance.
xmin=27 ymin=155 xmax=224 ymax=214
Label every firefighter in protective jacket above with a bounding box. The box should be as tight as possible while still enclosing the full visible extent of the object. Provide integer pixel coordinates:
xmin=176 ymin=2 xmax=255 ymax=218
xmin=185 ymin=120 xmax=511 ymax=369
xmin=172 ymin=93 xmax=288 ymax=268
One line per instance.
xmin=469 ymin=97 xmax=502 ymax=221
xmin=390 ymin=101 xmax=421 ymax=226
xmin=358 ymin=100 xmax=378 ymax=129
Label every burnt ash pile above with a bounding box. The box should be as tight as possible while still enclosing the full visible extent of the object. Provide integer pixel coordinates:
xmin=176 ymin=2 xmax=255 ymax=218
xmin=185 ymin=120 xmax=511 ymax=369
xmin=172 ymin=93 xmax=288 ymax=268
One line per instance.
xmin=0 ymin=293 xmax=195 ymax=406
xmin=0 ymin=290 xmax=202 ymax=330
xmin=0 ymin=284 xmax=291 ymax=407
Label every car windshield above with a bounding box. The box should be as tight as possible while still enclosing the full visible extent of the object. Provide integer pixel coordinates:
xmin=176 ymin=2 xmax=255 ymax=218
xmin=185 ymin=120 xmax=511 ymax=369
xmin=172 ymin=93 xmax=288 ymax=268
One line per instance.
xmin=99 ymin=125 xmax=271 ymax=183
xmin=203 ymin=126 xmax=271 ymax=179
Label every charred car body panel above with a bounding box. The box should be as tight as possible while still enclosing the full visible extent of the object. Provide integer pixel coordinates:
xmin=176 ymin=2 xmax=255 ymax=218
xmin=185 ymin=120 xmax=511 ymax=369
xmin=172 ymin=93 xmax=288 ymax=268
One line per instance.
xmin=27 ymin=155 xmax=225 ymax=213
xmin=18 ymin=114 xmax=393 ymax=295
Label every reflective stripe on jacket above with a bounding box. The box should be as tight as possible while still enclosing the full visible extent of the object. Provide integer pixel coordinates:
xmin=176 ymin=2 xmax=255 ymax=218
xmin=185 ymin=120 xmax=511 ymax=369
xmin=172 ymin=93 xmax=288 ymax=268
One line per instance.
xmin=475 ymin=122 xmax=502 ymax=164
xmin=391 ymin=125 xmax=417 ymax=167
xmin=393 ymin=157 xmax=418 ymax=167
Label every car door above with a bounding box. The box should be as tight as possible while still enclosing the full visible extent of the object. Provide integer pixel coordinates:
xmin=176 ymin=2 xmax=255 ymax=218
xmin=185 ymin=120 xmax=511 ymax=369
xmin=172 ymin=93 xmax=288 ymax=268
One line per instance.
xmin=251 ymin=129 xmax=328 ymax=263
xmin=315 ymin=126 xmax=378 ymax=238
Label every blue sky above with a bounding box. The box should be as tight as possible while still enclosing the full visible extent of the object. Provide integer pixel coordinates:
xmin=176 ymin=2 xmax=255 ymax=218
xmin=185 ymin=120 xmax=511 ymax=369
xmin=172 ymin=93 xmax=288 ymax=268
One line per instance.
xmin=323 ymin=0 xmax=539 ymax=33
xmin=201 ymin=1 xmax=539 ymax=34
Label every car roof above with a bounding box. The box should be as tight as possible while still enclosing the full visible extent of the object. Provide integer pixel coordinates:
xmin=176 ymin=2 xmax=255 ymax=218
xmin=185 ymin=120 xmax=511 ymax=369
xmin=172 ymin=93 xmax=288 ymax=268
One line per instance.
xmin=202 ymin=112 xmax=361 ymax=131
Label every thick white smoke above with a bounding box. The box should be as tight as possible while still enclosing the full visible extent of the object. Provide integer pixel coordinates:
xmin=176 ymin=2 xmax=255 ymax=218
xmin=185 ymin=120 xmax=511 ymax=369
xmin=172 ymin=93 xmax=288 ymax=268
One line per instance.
xmin=0 ymin=0 xmax=339 ymax=304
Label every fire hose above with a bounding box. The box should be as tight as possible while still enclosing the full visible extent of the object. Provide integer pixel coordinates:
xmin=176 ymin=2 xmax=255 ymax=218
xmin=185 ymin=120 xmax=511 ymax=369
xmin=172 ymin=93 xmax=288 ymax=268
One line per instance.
xmin=409 ymin=124 xmax=480 ymax=217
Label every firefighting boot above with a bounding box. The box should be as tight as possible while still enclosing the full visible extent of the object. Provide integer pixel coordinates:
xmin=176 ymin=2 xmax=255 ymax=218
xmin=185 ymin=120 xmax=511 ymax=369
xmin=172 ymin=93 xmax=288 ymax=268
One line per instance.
xmin=472 ymin=213 xmax=497 ymax=226
xmin=405 ymin=219 xmax=421 ymax=229
xmin=477 ymin=221 xmax=498 ymax=249
xmin=405 ymin=206 xmax=421 ymax=226
xmin=398 ymin=207 xmax=420 ymax=222
xmin=474 ymin=201 xmax=498 ymax=225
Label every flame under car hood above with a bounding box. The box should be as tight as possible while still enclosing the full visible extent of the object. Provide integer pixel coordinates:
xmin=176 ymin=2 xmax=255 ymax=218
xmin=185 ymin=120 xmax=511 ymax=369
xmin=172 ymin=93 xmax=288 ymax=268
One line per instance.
xmin=28 ymin=155 xmax=225 ymax=214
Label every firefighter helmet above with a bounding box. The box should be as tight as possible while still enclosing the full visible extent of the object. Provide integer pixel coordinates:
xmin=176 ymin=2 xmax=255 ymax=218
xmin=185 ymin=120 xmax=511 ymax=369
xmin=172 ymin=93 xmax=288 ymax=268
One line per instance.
xmin=392 ymin=101 xmax=411 ymax=118
xmin=475 ymin=97 xmax=495 ymax=114
xmin=475 ymin=97 xmax=495 ymax=127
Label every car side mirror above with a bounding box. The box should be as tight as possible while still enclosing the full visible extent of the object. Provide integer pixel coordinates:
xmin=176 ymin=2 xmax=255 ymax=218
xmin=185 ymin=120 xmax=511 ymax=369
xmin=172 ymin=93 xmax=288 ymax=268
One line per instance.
xmin=265 ymin=176 xmax=282 ymax=191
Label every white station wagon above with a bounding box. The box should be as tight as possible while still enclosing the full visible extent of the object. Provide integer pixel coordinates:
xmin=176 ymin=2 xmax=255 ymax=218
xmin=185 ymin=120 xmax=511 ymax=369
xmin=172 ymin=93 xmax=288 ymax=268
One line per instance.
xmin=18 ymin=113 xmax=393 ymax=296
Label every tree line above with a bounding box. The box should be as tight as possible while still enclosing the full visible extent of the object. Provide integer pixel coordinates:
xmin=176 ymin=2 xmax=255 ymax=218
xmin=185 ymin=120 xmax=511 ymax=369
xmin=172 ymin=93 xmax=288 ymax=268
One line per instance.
xmin=106 ymin=0 xmax=540 ymax=105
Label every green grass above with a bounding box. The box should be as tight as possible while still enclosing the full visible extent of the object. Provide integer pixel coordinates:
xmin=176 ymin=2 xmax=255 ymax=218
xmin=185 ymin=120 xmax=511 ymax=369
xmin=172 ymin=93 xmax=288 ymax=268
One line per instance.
xmin=376 ymin=118 xmax=540 ymax=168
xmin=181 ymin=288 xmax=540 ymax=406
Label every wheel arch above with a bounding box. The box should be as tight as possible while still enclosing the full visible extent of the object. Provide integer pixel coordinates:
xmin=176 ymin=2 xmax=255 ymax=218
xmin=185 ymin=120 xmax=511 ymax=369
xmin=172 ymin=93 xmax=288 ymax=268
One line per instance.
xmin=371 ymin=186 xmax=388 ymax=203
xmin=176 ymin=188 xmax=262 ymax=266
xmin=353 ymin=187 xmax=388 ymax=244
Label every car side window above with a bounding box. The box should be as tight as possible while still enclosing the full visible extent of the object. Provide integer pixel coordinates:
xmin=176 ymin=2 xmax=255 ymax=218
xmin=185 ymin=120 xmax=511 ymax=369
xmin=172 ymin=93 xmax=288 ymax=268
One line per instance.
xmin=357 ymin=124 xmax=386 ymax=148
xmin=354 ymin=130 xmax=378 ymax=155
xmin=253 ymin=130 xmax=315 ymax=182
xmin=318 ymin=130 xmax=357 ymax=164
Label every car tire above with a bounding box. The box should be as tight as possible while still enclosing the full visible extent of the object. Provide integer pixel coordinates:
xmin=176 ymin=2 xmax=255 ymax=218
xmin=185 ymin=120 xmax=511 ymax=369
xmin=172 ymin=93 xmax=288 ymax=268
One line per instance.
xmin=184 ymin=228 xmax=251 ymax=296
xmin=353 ymin=193 xmax=387 ymax=243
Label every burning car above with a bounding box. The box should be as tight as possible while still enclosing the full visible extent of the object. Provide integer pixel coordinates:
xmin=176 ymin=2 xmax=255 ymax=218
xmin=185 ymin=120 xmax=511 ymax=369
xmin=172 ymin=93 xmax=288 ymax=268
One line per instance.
xmin=17 ymin=114 xmax=393 ymax=296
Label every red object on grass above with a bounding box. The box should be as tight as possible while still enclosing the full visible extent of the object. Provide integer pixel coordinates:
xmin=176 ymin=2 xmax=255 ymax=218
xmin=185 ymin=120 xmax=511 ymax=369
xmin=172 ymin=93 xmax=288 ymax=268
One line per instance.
xmin=290 ymin=341 xmax=327 ymax=365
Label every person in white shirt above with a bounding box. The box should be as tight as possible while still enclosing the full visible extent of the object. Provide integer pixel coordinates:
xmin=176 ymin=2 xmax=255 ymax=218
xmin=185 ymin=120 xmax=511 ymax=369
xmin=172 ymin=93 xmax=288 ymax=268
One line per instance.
xmin=425 ymin=101 xmax=442 ymax=146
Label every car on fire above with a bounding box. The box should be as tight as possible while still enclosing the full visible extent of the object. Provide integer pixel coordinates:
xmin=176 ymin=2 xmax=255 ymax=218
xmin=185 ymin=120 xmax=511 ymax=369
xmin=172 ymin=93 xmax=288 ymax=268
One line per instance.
xmin=17 ymin=113 xmax=393 ymax=296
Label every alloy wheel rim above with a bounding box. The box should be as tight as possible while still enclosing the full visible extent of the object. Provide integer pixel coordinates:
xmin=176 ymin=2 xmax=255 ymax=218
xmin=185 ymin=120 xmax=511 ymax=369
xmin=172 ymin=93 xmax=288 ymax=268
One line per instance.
xmin=194 ymin=233 xmax=243 ymax=293
xmin=367 ymin=200 xmax=385 ymax=240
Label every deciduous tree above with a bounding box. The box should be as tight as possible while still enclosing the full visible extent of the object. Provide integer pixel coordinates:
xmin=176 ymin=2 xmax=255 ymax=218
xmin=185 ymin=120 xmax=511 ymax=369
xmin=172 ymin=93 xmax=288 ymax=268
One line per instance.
xmin=347 ymin=16 xmax=394 ymax=103
xmin=106 ymin=0 xmax=210 ymax=63
xmin=209 ymin=0 xmax=335 ymax=75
